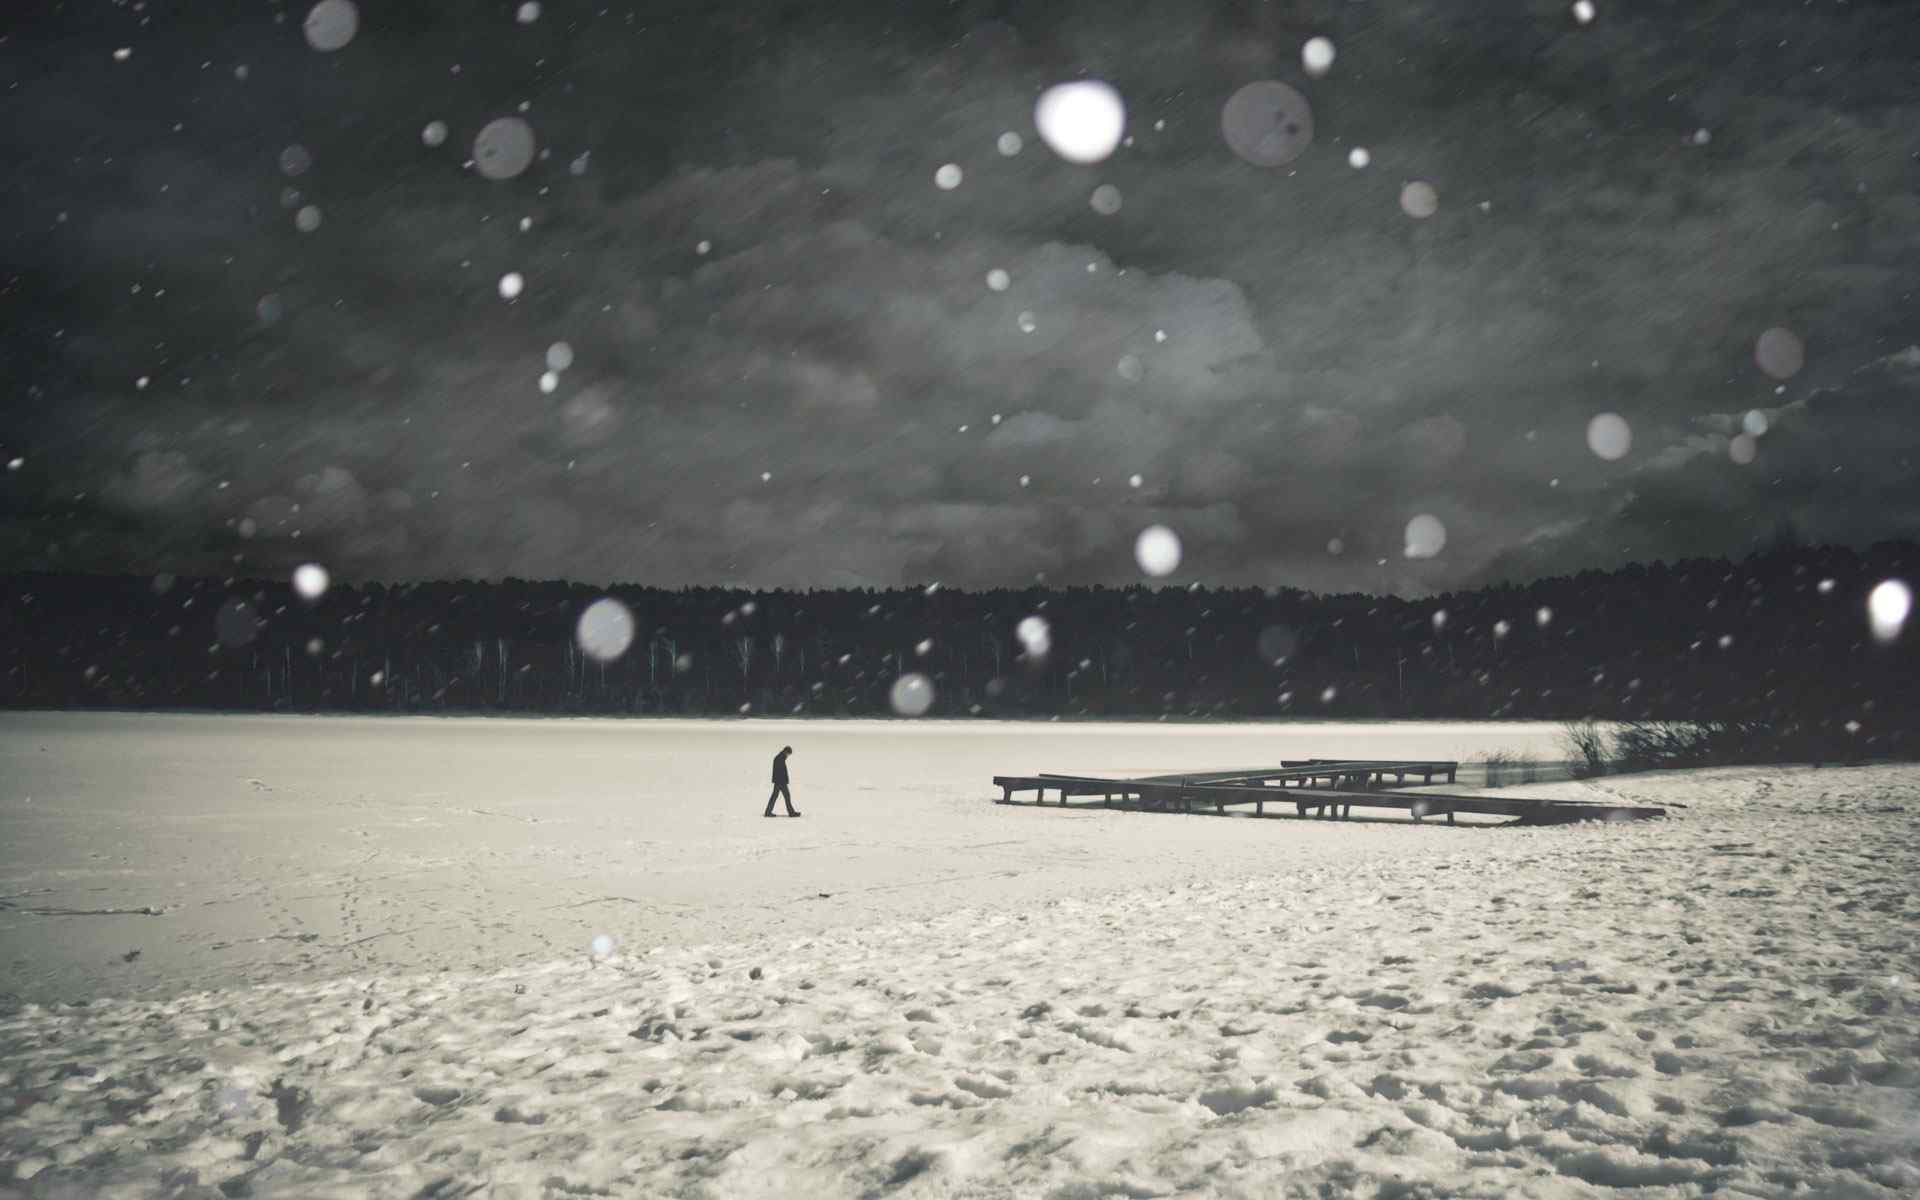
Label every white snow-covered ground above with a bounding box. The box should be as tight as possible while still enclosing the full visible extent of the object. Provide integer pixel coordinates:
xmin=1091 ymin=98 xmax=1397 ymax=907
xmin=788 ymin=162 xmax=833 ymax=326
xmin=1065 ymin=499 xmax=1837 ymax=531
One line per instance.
xmin=0 ymin=714 xmax=1569 ymax=1007
xmin=2 ymin=714 xmax=1917 ymax=1198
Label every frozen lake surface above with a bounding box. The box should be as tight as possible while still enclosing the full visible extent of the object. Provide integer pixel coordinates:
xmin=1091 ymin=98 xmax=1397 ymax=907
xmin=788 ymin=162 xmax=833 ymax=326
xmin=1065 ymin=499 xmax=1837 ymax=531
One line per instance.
xmin=2 ymin=713 xmax=1915 ymax=1197
xmin=0 ymin=713 xmax=1568 ymax=1005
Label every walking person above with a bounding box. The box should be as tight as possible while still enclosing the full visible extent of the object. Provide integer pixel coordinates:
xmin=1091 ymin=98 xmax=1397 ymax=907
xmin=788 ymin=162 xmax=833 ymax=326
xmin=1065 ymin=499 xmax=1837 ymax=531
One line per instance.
xmin=764 ymin=745 xmax=801 ymax=818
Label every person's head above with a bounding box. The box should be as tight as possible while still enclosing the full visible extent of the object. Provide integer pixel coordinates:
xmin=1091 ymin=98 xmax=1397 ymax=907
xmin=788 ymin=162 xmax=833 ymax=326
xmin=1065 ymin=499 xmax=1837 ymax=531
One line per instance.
xmin=781 ymin=745 xmax=792 ymax=756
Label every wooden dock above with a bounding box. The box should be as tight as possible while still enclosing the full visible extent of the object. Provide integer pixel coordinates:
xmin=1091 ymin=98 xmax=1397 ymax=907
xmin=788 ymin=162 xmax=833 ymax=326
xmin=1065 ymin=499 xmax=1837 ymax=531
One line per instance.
xmin=992 ymin=759 xmax=1664 ymax=826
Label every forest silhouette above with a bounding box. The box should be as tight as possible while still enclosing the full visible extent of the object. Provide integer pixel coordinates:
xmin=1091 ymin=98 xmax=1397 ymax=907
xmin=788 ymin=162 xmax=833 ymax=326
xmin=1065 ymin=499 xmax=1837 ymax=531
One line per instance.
xmin=2 ymin=540 xmax=1913 ymax=758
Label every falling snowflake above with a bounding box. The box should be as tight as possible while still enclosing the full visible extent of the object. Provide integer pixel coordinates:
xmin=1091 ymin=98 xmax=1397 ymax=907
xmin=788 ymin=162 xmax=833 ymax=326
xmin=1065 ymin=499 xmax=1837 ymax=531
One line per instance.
xmin=1755 ymin=327 xmax=1805 ymax=380
xmin=1868 ymin=579 xmax=1911 ymax=643
xmin=1586 ymin=413 xmax=1632 ymax=460
xmin=1399 ymin=181 xmax=1439 ymax=219
xmin=1034 ymin=81 xmax=1125 ymax=164
xmin=1403 ymin=514 xmax=1446 ymax=559
xmin=889 ymin=673 xmax=935 ymax=716
xmin=1221 ymin=81 xmax=1313 ymax=167
xmin=292 ymin=563 xmax=330 ymax=601
xmin=576 ymin=598 xmax=635 ymax=662
xmin=473 ymin=117 xmax=537 ymax=181
xmin=1301 ymin=37 xmax=1336 ymax=78
xmin=1135 ymin=525 xmax=1181 ymax=577
xmin=1017 ymin=616 xmax=1051 ymax=658
xmin=303 ymin=1 xmax=359 ymax=53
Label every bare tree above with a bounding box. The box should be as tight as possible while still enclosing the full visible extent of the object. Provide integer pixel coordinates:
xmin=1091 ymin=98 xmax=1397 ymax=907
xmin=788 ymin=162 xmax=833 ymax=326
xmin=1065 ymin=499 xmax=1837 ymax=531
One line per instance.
xmin=651 ymin=632 xmax=678 ymax=691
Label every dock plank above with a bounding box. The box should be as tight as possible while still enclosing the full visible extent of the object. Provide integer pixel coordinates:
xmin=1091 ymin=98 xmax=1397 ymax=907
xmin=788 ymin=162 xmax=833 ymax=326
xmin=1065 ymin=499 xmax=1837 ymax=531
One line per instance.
xmin=992 ymin=771 xmax=1663 ymax=825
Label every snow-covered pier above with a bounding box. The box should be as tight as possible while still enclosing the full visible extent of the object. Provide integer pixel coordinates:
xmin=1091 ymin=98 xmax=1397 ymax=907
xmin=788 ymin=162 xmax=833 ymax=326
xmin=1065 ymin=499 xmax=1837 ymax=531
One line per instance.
xmin=993 ymin=759 xmax=1666 ymax=825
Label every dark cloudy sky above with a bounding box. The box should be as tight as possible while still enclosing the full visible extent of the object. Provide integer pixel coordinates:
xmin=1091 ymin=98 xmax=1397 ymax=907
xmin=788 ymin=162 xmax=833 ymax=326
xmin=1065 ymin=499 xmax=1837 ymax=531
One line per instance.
xmin=3 ymin=0 xmax=1917 ymax=594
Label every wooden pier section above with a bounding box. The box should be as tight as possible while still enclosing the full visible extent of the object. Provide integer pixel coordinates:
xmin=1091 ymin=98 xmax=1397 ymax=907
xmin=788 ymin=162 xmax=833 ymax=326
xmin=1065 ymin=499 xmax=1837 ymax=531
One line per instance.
xmin=992 ymin=759 xmax=1664 ymax=826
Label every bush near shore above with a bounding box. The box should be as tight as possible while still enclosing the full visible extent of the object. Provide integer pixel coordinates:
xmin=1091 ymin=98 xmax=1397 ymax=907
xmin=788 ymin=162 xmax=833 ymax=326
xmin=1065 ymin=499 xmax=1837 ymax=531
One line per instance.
xmin=1560 ymin=718 xmax=1873 ymax=777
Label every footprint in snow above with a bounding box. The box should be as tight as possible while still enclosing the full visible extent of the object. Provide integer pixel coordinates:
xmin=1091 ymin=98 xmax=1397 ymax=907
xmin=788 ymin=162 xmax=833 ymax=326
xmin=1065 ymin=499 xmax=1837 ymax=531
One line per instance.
xmin=954 ymin=1075 xmax=1014 ymax=1099
xmin=1467 ymin=981 xmax=1526 ymax=1000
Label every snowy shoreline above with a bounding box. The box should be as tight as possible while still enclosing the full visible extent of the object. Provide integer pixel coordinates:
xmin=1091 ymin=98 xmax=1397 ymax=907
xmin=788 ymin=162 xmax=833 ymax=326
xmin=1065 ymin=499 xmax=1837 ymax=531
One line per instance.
xmin=4 ymin=759 xmax=1917 ymax=1197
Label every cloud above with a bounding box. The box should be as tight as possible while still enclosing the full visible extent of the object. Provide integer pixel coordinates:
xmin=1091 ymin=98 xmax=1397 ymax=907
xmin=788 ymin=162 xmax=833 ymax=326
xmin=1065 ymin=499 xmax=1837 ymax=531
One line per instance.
xmin=4 ymin=0 xmax=1919 ymax=592
xmin=1480 ymin=346 xmax=1920 ymax=580
xmin=102 ymin=450 xmax=209 ymax=517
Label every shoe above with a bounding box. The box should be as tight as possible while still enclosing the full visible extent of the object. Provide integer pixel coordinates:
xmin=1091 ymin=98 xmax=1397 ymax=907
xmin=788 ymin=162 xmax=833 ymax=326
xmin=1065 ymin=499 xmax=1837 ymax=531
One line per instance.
xmin=788 ymin=811 xmax=803 ymax=818
xmin=763 ymin=812 xmax=777 ymax=818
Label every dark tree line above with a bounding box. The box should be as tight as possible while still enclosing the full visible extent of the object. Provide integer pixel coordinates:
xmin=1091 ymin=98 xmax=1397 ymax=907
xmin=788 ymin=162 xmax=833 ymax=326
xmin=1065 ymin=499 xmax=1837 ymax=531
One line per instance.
xmin=1 ymin=540 xmax=1914 ymax=755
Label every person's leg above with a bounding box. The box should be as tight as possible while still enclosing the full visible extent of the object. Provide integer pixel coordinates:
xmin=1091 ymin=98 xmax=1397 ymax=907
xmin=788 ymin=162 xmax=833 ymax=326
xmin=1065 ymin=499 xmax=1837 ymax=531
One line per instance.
xmin=781 ymin=784 xmax=799 ymax=816
xmin=764 ymin=785 xmax=781 ymax=817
